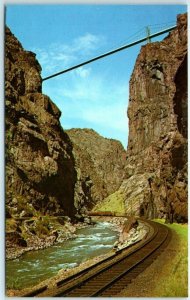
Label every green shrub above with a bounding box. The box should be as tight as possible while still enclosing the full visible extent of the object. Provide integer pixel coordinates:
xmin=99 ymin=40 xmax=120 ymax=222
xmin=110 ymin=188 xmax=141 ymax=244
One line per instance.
xmin=93 ymin=190 xmax=125 ymax=214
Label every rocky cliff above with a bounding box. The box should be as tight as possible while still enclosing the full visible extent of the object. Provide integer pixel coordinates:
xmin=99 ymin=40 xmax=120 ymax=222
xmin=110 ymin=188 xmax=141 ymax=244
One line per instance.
xmin=5 ymin=26 xmax=78 ymax=219
xmin=122 ymin=13 xmax=187 ymax=222
xmin=5 ymin=26 xmax=127 ymax=253
xmin=67 ymin=128 xmax=126 ymax=214
xmin=5 ymin=26 xmax=80 ymax=253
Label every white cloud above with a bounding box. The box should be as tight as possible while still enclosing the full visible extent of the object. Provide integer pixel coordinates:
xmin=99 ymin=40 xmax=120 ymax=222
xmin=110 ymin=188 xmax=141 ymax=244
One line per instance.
xmin=75 ymin=67 xmax=91 ymax=78
xmin=39 ymin=33 xmax=129 ymax=147
xmin=74 ymin=33 xmax=102 ymax=54
xmin=53 ymin=53 xmax=75 ymax=63
xmin=57 ymin=75 xmax=103 ymax=102
xmin=32 ymin=32 xmax=105 ymax=77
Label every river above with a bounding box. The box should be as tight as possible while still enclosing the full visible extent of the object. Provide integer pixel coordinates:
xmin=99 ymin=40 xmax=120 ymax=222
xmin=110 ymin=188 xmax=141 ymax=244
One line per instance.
xmin=6 ymin=221 xmax=118 ymax=289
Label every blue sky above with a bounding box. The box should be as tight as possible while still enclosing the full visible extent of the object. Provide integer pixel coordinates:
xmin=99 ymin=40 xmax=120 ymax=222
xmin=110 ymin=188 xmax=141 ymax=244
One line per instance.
xmin=6 ymin=4 xmax=187 ymax=148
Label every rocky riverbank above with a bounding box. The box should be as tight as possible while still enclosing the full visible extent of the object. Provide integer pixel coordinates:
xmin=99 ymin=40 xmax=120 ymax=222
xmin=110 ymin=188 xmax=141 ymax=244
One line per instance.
xmin=7 ymin=217 xmax=148 ymax=297
xmin=91 ymin=216 xmax=148 ymax=249
xmin=6 ymin=219 xmax=89 ymax=260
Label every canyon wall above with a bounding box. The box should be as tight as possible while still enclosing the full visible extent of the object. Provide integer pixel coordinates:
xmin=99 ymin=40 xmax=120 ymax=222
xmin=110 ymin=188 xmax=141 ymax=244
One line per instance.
xmin=67 ymin=128 xmax=126 ymax=214
xmin=5 ymin=12 xmax=187 ymax=252
xmin=5 ymin=26 xmax=127 ymax=249
xmin=122 ymin=13 xmax=187 ymax=222
xmin=5 ymin=26 xmax=77 ymax=220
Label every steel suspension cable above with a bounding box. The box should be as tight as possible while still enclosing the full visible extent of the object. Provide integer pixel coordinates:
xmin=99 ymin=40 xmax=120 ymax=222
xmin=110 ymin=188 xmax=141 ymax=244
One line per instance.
xmin=42 ymin=25 xmax=176 ymax=82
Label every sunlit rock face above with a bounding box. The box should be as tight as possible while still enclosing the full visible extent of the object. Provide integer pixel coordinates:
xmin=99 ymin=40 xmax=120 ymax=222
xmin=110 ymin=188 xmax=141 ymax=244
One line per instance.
xmin=67 ymin=128 xmax=127 ymax=213
xmin=123 ymin=13 xmax=187 ymax=222
xmin=5 ymin=26 xmax=77 ymax=219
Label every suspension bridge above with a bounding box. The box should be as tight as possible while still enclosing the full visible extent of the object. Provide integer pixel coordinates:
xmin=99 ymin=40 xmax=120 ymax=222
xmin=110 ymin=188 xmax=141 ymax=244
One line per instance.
xmin=42 ymin=24 xmax=176 ymax=82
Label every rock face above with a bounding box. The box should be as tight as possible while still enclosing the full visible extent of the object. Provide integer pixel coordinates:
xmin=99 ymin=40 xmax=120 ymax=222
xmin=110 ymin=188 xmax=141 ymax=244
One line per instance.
xmin=5 ymin=27 xmax=127 ymax=251
xmin=123 ymin=13 xmax=187 ymax=222
xmin=66 ymin=128 xmax=127 ymax=212
xmin=5 ymin=26 xmax=77 ymax=220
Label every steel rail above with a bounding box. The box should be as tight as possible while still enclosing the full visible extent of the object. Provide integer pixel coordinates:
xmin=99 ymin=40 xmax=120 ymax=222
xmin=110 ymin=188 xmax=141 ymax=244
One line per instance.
xmin=30 ymin=220 xmax=171 ymax=297
xmin=55 ymin=222 xmax=157 ymax=297
xmin=42 ymin=26 xmax=176 ymax=81
xmin=22 ymin=219 xmax=151 ymax=297
xmin=89 ymin=224 xmax=169 ymax=297
xmin=56 ymin=222 xmax=169 ymax=297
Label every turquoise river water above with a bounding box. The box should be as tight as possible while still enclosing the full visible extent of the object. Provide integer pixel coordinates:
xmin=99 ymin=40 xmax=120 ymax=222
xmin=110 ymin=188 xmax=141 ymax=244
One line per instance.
xmin=6 ymin=221 xmax=118 ymax=289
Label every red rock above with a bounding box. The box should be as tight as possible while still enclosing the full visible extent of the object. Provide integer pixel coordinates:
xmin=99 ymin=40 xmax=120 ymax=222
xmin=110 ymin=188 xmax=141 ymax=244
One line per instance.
xmin=124 ymin=13 xmax=187 ymax=222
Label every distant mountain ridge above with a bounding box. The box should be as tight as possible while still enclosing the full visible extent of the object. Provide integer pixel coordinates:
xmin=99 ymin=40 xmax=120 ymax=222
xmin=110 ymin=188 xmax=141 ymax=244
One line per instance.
xmin=67 ymin=128 xmax=127 ymax=214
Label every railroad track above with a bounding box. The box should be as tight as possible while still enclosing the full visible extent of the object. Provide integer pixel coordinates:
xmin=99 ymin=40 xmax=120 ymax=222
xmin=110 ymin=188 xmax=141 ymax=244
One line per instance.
xmin=23 ymin=220 xmax=171 ymax=297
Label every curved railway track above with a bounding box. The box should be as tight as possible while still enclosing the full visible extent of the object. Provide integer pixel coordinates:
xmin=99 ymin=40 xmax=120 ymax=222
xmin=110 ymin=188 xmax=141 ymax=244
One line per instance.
xmin=23 ymin=220 xmax=171 ymax=297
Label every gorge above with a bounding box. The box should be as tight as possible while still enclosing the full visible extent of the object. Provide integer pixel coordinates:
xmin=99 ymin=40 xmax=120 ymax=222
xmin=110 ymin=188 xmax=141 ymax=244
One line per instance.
xmin=5 ymin=12 xmax=187 ymax=262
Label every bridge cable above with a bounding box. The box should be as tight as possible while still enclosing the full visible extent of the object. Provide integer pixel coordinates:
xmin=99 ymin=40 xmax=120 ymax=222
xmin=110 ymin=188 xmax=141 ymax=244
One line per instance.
xmin=42 ymin=25 xmax=176 ymax=82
